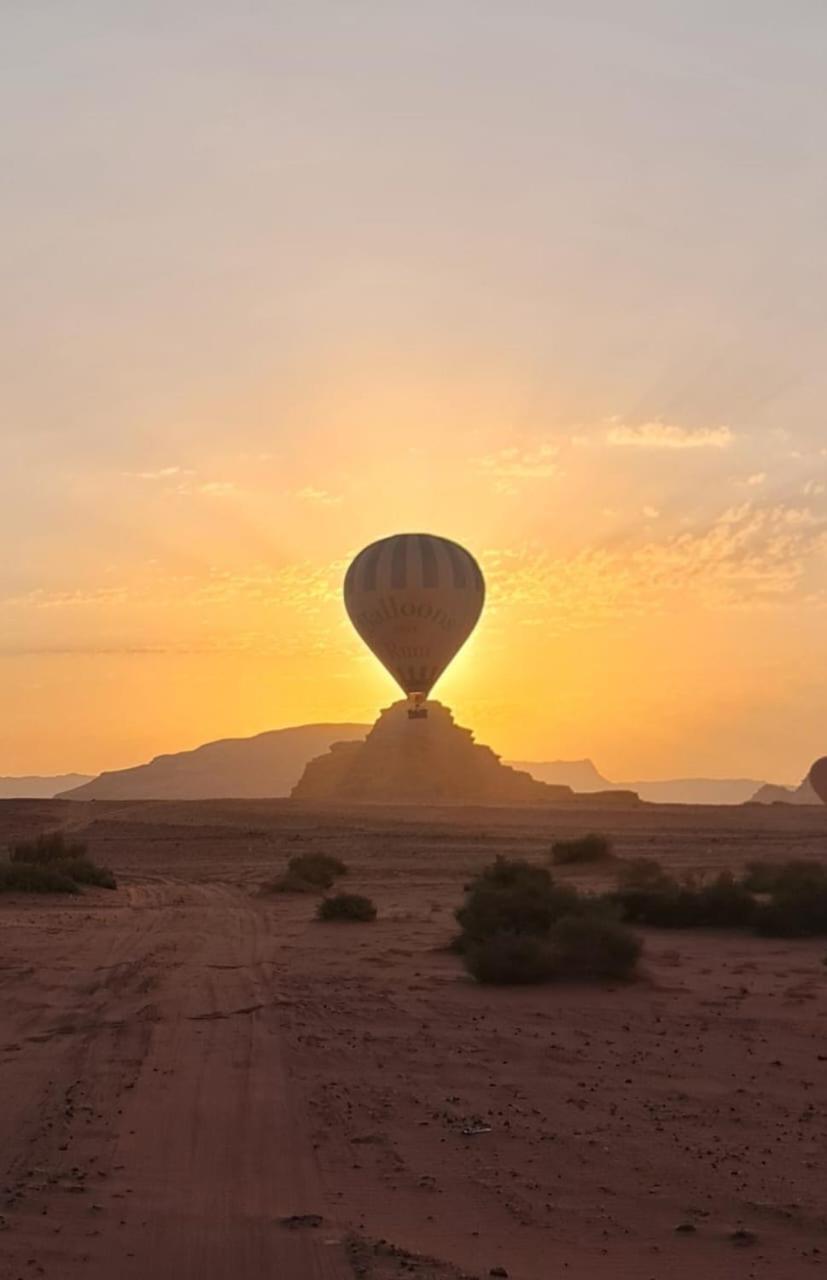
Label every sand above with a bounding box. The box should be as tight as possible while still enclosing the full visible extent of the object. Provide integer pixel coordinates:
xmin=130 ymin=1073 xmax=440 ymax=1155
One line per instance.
xmin=1 ymin=797 xmax=826 ymax=1279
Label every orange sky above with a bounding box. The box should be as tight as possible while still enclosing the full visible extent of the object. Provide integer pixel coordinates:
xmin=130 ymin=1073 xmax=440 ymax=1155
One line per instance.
xmin=2 ymin=6 xmax=827 ymax=781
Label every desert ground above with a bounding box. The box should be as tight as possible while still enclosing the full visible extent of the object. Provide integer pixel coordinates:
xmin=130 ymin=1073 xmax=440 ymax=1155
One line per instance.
xmin=1 ymin=798 xmax=826 ymax=1280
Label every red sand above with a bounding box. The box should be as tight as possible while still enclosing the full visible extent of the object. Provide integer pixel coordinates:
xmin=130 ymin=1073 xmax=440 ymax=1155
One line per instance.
xmin=1 ymin=798 xmax=826 ymax=1279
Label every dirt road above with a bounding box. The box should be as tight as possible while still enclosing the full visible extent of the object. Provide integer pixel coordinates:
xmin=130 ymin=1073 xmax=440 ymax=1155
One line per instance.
xmin=0 ymin=878 xmax=350 ymax=1280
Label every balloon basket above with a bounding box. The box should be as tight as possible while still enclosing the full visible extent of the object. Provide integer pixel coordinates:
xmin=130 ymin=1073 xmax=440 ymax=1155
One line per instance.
xmin=408 ymin=708 xmax=428 ymax=720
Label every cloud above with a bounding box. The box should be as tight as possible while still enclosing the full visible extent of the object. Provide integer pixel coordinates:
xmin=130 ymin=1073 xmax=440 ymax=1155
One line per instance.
xmin=606 ymin=421 xmax=734 ymax=450
xmin=476 ymin=443 xmax=558 ymax=494
xmin=293 ymin=486 xmax=342 ymax=505
xmin=481 ymin=500 xmax=827 ymax=632
xmin=121 ymin=467 xmax=238 ymax=497
xmin=126 ymin=465 xmax=194 ymax=481
xmin=197 ymin=481 xmax=238 ymax=497
xmin=745 ymin=473 xmax=766 ymax=486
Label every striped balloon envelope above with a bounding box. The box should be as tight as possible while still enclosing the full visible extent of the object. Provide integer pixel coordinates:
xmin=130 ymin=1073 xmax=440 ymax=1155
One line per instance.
xmin=344 ymin=533 xmax=485 ymax=717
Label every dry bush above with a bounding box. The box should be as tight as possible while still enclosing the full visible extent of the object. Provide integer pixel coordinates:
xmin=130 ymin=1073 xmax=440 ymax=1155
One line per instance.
xmin=0 ymin=862 xmax=80 ymax=894
xmin=613 ymin=870 xmax=755 ymax=929
xmin=464 ymin=932 xmax=557 ymax=984
xmin=550 ymin=833 xmax=613 ymax=866
xmin=60 ymin=857 xmax=117 ymax=890
xmin=455 ymin=857 xmax=588 ymax=945
xmin=549 ymin=914 xmax=641 ymax=979
xmin=457 ymin=856 xmax=641 ymax=984
xmin=10 ymin=831 xmax=87 ymax=864
xmin=287 ymin=852 xmax=348 ymax=889
xmin=263 ymin=871 xmax=319 ymax=894
xmin=616 ymin=856 xmax=673 ymax=892
xmin=6 ymin=831 xmax=116 ymax=892
xmin=317 ymin=893 xmax=377 ymax=922
xmin=754 ymin=871 xmax=827 ymax=937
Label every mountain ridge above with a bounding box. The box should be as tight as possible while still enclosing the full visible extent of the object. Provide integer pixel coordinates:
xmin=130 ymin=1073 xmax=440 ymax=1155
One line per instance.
xmin=0 ymin=774 xmax=93 ymax=800
xmin=508 ymin=759 xmax=770 ymax=805
xmin=59 ymin=725 xmax=368 ymax=800
xmin=49 ymin=726 xmax=802 ymax=805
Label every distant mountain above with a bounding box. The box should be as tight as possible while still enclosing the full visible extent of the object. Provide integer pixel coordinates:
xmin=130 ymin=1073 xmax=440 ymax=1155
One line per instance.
xmin=0 ymin=774 xmax=93 ymax=799
xmin=511 ymin=758 xmax=769 ymax=806
xmin=58 ymin=725 xmax=368 ymax=800
xmin=507 ymin=759 xmax=614 ymax=792
xmin=625 ymin=777 xmax=767 ymax=805
xmin=749 ymin=776 xmax=819 ymax=805
xmin=57 ymin=728 xmax=788 ymax=807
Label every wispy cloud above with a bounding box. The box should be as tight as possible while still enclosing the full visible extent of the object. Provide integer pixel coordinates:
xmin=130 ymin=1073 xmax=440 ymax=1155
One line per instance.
xmin=126 ymin=465 xmax=194 ymax=481
xmin=606 ymin=421 xmax=734 ymax=450
xmin=197 ymin=481 xmax=238 ymax=498
xmin=482 ymin=500 xmax=827 ymax=631
xmin=476 ymin=443 xmax=558 ymax=494
xmin=293 ymin=486 xmax=342 ymax=505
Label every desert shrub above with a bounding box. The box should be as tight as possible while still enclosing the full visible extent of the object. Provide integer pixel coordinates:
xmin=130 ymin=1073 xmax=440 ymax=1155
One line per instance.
xmin=10 ymin=831 xmax=87 ymax=864
xmin=61 ymin=857 xmax=117 ymax=890
xmin=317 ymin=893 xmax=377 ymax=922
xmin=691 ymin=872 xmax=757 ymax=927
xmin=0 ymin=862 xmax=80 ymax=894
xmin=288 ymin=852 xmax=347 ymax=888
xmin=741 ymin=859 xmax=785 ymax=893
xmin=263 ymin=871 xmax=319 ymax=894
xmin=474 ymin=856 xmax=551 ymax=892
xmin=464 ymin=932 xmax=558 ymax=984
xmin=744 ymin=859 xmax=827 ymax=895
xmin=614 ymin=871 xmax=755 ymax=929
xmin=456 ymin=857 xmax=590 ymax=945
xmin=551 ymin=833 xmax=613 ymax=865
xmin=754 ymin=879 xmax=827 ymax=937
xmin=549 ymin=914 xmax=642 ymax=979
xmin=616 ymin=856 xmax=673 ymax=892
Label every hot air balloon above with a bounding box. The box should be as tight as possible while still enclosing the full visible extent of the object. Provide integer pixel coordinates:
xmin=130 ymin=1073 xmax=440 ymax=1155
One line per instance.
xmin=344 ymin=533 xmax=485 ymax=718
xmin=808 ymin=757 xmax=827 ymax=804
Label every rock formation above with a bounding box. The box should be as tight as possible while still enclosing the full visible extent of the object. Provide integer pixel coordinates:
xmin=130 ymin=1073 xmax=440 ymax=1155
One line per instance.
xmin=749 ymin=776 xmax=819 ymax=805
xmin=291 ymin=700 xmax=639 ymax=807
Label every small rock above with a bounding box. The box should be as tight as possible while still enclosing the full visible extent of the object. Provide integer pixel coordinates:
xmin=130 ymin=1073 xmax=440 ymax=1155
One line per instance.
xmin=730 ymin=1228 xmax=757 ymax=1246
xmin=674 ymin=1222 xmax=697 ymax=1234
xmin=490 ymin=1270 xmax=508 ymax=1278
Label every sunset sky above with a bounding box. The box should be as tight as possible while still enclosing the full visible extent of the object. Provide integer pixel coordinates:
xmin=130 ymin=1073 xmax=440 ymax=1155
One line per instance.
xmin=3 ymin=3 xmax=827 ymax=781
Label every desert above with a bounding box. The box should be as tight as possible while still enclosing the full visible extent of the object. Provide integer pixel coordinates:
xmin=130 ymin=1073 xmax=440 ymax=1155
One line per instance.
xmin=1 ymin=796 xmax=826 ymax=1280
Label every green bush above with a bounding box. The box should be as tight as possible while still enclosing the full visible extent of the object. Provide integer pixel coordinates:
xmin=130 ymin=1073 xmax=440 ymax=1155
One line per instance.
xmin=317 ymin=893 xmax=377 ymax=922
xmin=549 ymin=914 xmax=642 ymax=979
xmin=551 ymin=833 xmax=613 ymax=865
xmin=0 ymin=862 xmax=80 ymax=894
xmin=287 ymin=852 xmax=348 ymax=889
xmin=455 ymin=857 xmax=588 ymax=945
xmin=10 ymin=831 xmax=87 ymax=864
xmin=464 ymin=932 xmax=557 ymax=984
